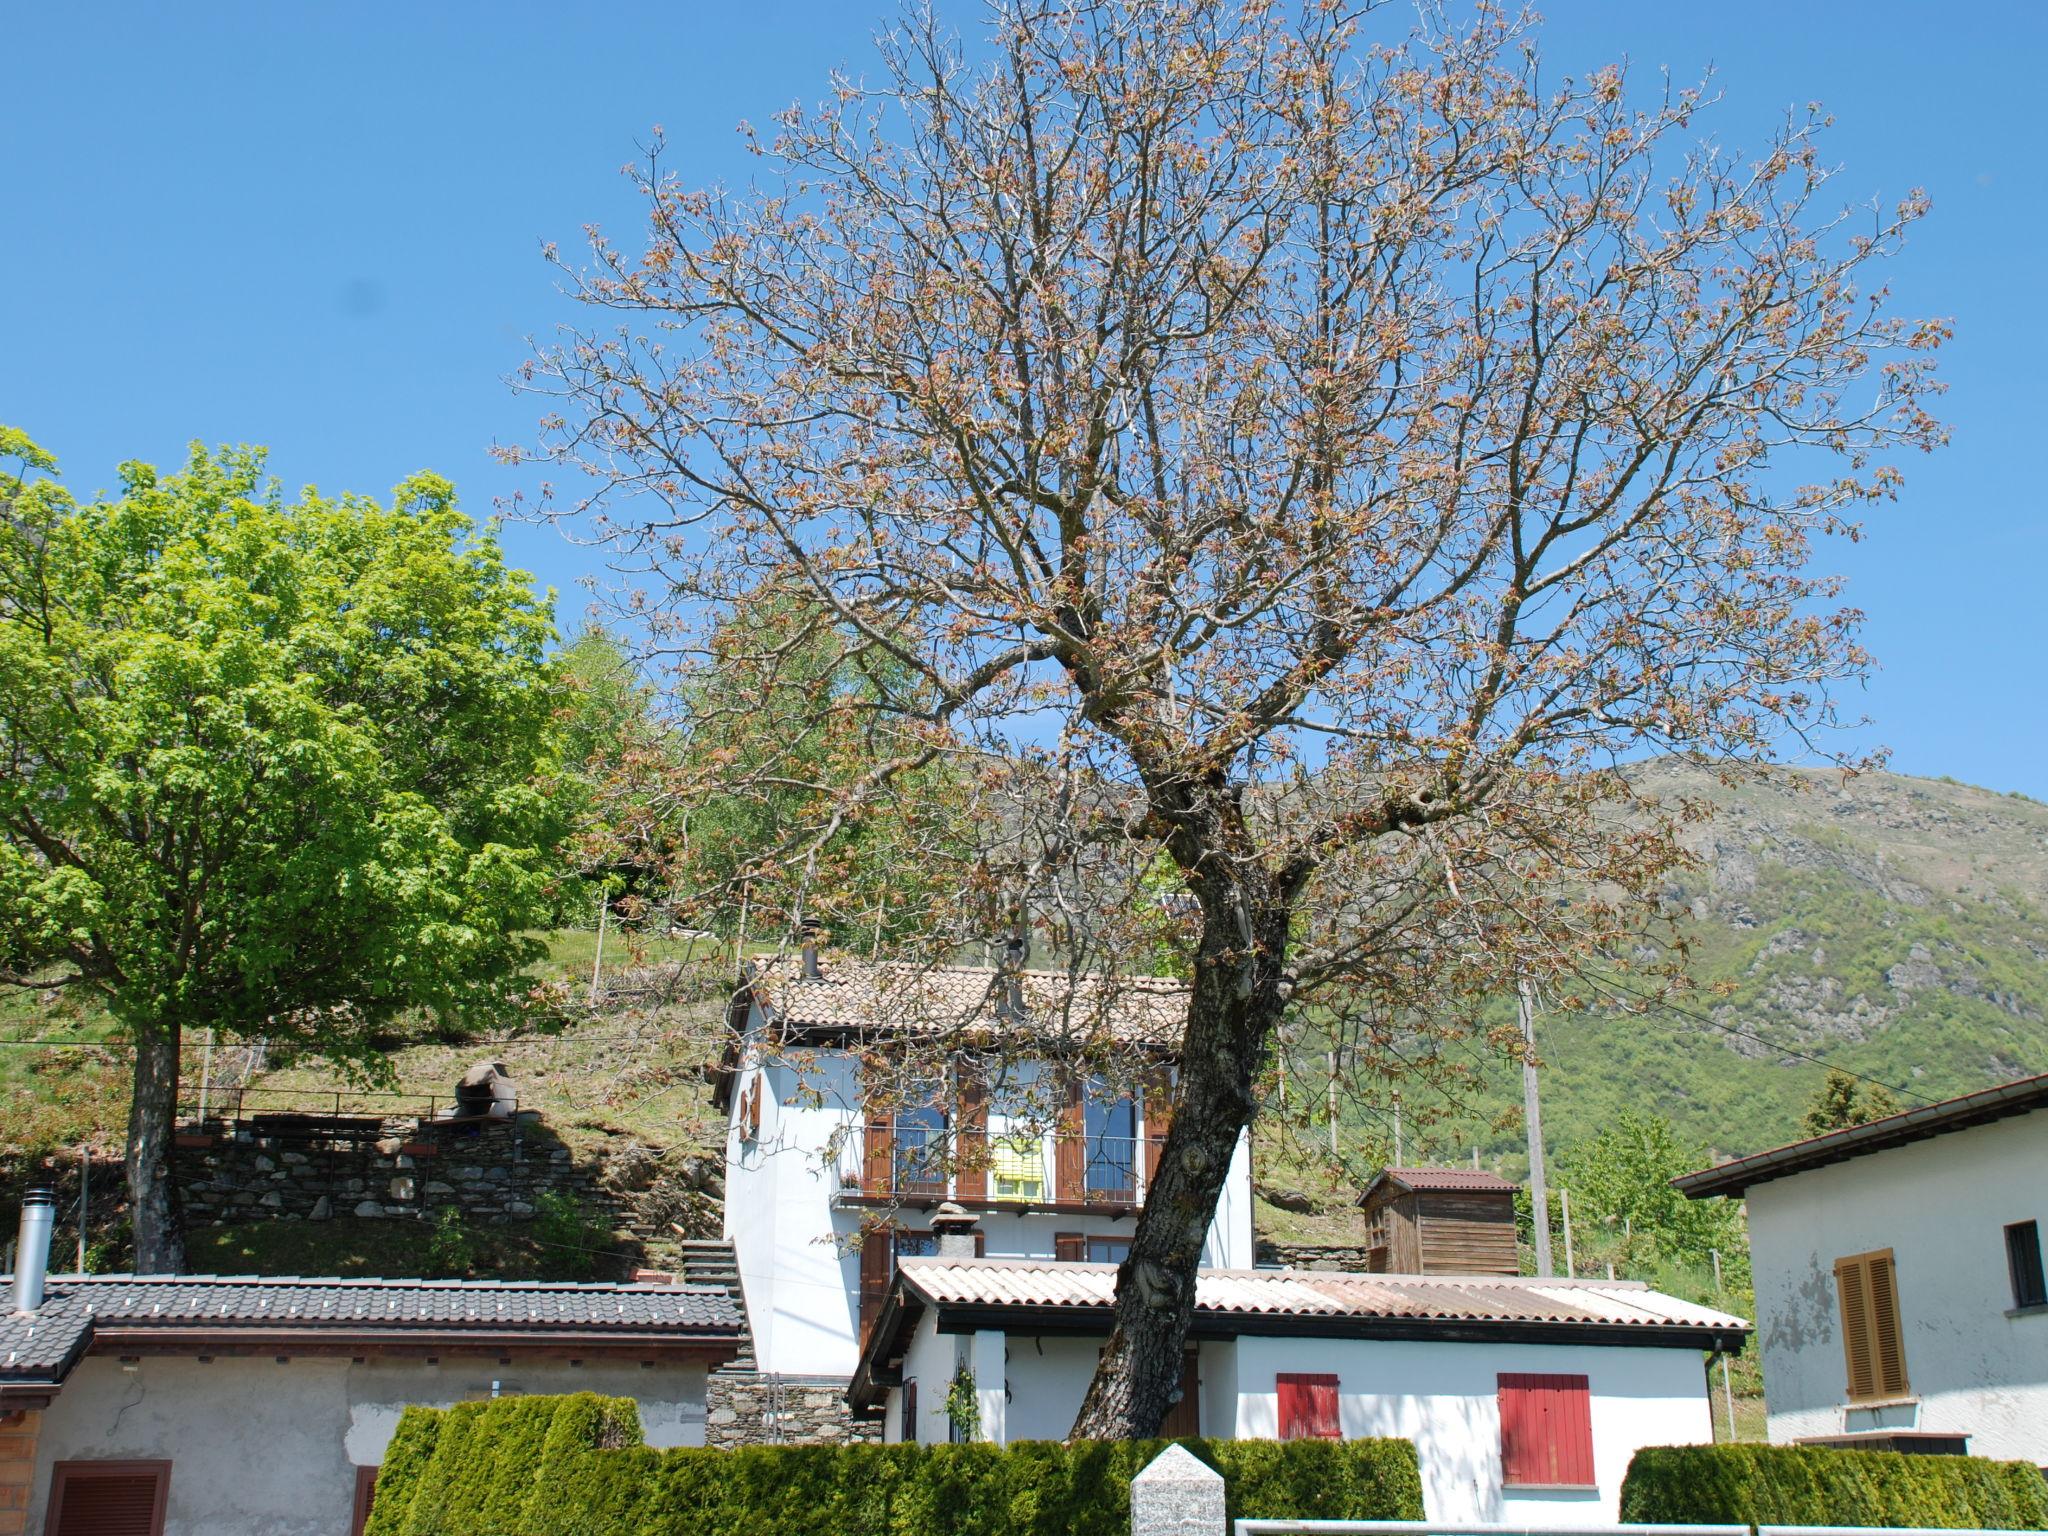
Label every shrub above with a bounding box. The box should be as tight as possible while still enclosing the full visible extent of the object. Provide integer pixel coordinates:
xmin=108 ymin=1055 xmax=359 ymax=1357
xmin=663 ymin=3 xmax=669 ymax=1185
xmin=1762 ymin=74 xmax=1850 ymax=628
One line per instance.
xmin=371 ymin=1393 xmax=1425 ymax=1536
xmin=1621 ymin=1444 xmax=2048 ymax=1530
xmin=533 ymin=1190 xmax=605 ymax=1277
xmin=425 ymin=1207 xmax=477 ymax=1278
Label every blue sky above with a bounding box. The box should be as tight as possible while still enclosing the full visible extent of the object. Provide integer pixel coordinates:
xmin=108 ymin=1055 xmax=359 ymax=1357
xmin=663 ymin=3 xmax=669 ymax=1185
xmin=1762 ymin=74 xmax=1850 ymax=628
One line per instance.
xmin=4 ymin=3 xmax=2042 ymax=796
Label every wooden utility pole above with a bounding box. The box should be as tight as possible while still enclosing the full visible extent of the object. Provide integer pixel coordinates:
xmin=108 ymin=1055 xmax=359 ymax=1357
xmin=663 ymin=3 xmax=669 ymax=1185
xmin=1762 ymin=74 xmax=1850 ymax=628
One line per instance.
xmin=1560 ymin=1187 xmax=1576 ymax=1277
xmin=1519 ymin=979 xmax=1554 ymax=1277
xmin=588 ymin=885 xmax=609 ymax=1004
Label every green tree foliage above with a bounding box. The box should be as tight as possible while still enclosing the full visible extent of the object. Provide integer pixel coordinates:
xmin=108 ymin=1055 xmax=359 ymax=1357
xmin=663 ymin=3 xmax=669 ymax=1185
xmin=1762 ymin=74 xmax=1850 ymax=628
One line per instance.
xmin=0 ymin=431 xmax=565 ymax=1269
xmin=1558 ymin=1111 xmax=1743 ymax=1273
xmin=1802 ymin=1066 xmax=1902 ymax=1136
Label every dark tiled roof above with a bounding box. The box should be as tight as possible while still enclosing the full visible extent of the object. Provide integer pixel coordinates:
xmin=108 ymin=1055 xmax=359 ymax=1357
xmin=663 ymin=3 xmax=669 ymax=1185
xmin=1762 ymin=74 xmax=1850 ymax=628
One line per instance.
xmin=1675 ymin=1068 xmax=2048 ymax=1199
xmin=2 ymin=1273 xmax=747 ymax=1385
xmin=1360 ymin=1166 xmax=1516 ymax=1202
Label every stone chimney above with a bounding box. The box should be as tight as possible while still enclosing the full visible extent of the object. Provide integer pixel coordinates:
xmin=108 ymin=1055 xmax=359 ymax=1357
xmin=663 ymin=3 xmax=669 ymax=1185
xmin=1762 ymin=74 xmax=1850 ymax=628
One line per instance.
xmin=930 ymin=1201 xmax=981 ymax=1260
xmin=997 ymin=933 xmax=1028 ymax=1021
xmin=11 ymin=1187 xmax=55 ymax=1315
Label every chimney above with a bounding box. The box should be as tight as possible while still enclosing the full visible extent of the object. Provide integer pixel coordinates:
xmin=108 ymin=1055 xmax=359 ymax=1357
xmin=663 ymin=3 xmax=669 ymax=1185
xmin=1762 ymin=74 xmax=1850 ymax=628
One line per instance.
xmin=930 ymin=1202 xmax=980 ymax=1260
xmin=11 ymin=1187 xmax=56 ymax=1315
xmin=998 ymin=933 xmax=1027 ymax=1021
xmin=799 ymin=921 xmax=823 ymax=981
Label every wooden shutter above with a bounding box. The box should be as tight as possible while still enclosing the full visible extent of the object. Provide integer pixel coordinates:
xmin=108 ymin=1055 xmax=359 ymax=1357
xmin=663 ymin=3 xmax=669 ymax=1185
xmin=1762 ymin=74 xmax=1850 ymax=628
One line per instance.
xmin=1835 ymin=1249 xmax=1908 ymax=1401
xmin=1142 ymin=1066 xmax=1174 ymax=1183
xmin=48 ymin=1461 xmax=171 ymax=1536
xmin=351 ymin=1466 xmax=380 ymax=1536
xmin=859 ymin=1229 xmax=894 ymax=1342
xmin=955 ymin=1063 xmax=988 ymax=1202
xmin=1498 ymin=1373 xmax=1594 ymax=1487
xmin=864 ymin=1094 xmax=894 ymax=1196
xmin=1054 ymin=1075 xmax=1085 ymax=1201
xmin=1054 ymin=1231 xmax=1086 ymax=1262
xmin=740 ymin=1077 xmax=763 ymax=1140
xmin=2007 ymin=1221 xmax=2047 ymax=1309
xmin=1160 ymin=1350 xmax=1201 ymax=1438
xmin=1277 ymin=1372 xmax=1341 ymax=1440
xmin=901 ymin=1379 xmax=918 ymax=1443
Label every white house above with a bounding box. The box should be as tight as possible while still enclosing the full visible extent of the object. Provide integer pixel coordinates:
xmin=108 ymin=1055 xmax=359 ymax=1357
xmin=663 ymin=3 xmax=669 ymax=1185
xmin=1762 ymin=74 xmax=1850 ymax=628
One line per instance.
xmin=850 ymin=1234 xmax=1747 ymax=1525
xmin=0 ymin=1202 xmax=749 ymax=1536
xmin=1677 ymin=1068 xmax=2048 ymax=1465
xmin=715 ymin=950 xmax=1255 ymax=1388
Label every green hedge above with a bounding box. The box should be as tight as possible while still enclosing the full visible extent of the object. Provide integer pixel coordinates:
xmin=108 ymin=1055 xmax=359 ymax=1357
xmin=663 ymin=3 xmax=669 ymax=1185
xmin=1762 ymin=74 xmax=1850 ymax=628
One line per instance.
xmin=1621 ymin=1444 xmax=2048 ymax=1530
xmin=362 ymin=1392 xmax=1424 ymax=1536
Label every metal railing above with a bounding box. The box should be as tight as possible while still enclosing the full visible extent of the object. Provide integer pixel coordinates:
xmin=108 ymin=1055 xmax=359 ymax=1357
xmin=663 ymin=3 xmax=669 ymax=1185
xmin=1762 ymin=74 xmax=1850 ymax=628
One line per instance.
xmin=176 ymin=1083 xmax=519 ymax=1140
xmin=838 ymin=1126 xmax=1163 ymax=1205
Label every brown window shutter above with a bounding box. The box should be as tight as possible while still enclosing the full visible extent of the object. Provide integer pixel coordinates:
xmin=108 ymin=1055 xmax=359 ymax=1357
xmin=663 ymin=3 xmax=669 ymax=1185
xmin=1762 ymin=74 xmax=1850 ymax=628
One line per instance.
xmin=351 ymin=1466 xmax=380 ymax=1536
xmin=1054 ymin=1231 xmax=1086 ymax=1262
xmin=864 ymin=1095 xmax=894 ymax=1196
xmin=955 ymin=1063 xmax=988 ymax=1202
xmin=1868 ymin=1250 xmax=1909 ymax=1397
xmin=1142 ymin=1066 xmax=1174 ymax=1184
xmin=1054 ymin=1075 xmax=1085 ymax=1201
xmin=48 ymin=1461 xmax=171 ymax=1536
xmin=859 ymin=1229 xmax=894 ymax=1342
xmin=1835 ymin=1253 xmax=1878 ymax=1400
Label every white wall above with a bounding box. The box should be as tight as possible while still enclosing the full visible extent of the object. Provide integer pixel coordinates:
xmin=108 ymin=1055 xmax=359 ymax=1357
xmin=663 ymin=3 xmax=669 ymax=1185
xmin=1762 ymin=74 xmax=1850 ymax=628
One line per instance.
xmin=1226 ymin=1335 xmax=1712 ymax=1525
xmin=29 ymin=1354 xmax=707 ymax=1536
xmin=1745 ymin=1110 xmax=2048 ymax=1461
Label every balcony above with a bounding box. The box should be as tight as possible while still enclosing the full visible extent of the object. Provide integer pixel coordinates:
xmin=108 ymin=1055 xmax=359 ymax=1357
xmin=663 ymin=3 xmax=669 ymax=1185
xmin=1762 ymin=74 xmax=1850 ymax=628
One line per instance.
xmin=835 ymin=1128 xmax=1165 ymax=1214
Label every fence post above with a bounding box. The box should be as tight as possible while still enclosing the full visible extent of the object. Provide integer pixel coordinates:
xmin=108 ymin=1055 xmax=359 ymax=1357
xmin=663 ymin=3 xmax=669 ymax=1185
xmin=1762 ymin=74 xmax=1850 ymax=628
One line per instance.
xmin=1131 ymin=1444 xmax=1225 ymax=1536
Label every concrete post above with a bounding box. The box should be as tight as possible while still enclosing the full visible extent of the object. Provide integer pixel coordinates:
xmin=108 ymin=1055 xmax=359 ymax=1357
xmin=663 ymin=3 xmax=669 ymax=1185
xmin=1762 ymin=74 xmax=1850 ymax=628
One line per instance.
xmin=1131 ymin=1444 xmax=1225 ymax=1536
xmin=971 ymin=1328 xmax=1007 ymax=1444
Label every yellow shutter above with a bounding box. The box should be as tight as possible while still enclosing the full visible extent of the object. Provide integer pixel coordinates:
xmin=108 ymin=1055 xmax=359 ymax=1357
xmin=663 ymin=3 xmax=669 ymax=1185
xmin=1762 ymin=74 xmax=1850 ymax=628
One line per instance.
xmin=1835 ymin=1249 xmax=1908 ymax=1402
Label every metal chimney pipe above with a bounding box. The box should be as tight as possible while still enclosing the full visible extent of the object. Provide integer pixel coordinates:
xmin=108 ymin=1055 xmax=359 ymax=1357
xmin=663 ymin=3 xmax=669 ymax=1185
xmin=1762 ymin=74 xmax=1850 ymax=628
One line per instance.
xmin=799 ymin=921 xmax=823 ymax=981
xmin=12 ymin=1187 xmax=56 ymax=1315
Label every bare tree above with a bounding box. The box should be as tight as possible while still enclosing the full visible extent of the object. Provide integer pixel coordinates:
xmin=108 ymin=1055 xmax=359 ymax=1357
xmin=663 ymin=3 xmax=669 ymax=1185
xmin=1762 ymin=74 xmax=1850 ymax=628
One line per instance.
xmin=516 ymin=0 xmax=1943 ymax=1436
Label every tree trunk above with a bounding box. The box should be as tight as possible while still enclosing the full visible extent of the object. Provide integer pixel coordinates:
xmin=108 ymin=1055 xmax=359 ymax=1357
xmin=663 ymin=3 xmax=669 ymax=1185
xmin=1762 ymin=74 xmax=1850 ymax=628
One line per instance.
xmin=126 ymin=1018 xmax=186 ymax=1273
xmin=1069 ymin=883 xmax=1292 ymax=1438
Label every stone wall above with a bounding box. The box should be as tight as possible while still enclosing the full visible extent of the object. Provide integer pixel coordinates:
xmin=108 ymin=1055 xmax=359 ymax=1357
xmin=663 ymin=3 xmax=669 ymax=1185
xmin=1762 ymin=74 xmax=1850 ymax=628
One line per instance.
xmin=705 ymin=1374 xmax=879 ymax=1447
xmin=1255 ymin=1239 xmax=1373 ymax=1271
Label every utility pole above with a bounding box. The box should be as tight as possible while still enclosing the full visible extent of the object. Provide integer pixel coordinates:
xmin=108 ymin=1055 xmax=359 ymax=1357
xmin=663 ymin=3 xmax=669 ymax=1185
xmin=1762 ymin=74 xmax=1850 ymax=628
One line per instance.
xmin=198 ymin=1027 xmax=216 ymax=1123
xmin=1392 ymin=1091 xmax=1403 ymax=1167
xmin=1326 ymin=1051 xmax=1340 ymax=1157
xmin=588 ymin=885 xmax=609 ymax=1005
xmin=1713 ymin=1248 xmax=1737 ymax=1439
xmin=76 ymin=1147 xmax=88 ymax=1275
xmin=1519 ymin=979 xmax=1553 ymax=1277
xmin=1560 ymin=1187 xmax=1576 ymax=1277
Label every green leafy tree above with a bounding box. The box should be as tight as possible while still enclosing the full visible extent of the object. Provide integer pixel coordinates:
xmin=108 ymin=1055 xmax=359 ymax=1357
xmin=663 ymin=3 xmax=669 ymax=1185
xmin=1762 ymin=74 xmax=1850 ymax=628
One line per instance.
xmin=1559 ymin=1111 xmax=1743 ymax=1272
xmin=1801 ymin=1067 xmax=1901 ymax=1136
xmin=0 ymin=433 xmax=565 ymax=1270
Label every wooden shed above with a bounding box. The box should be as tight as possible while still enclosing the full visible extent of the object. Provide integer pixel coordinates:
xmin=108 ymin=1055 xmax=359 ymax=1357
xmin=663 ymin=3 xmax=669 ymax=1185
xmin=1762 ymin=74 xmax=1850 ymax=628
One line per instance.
xmin=1357 ymin=1166 xmax=1519 ymax=1275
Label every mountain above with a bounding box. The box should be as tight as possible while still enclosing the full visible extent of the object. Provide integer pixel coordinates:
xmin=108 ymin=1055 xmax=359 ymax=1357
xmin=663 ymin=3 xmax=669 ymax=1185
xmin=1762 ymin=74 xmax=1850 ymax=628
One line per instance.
xmin=1408 ymin=762 xmax=2048 ymax=1170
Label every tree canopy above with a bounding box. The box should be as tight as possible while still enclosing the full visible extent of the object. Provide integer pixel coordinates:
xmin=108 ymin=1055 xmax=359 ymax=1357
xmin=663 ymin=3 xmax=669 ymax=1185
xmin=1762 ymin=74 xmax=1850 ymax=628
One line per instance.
xmin=0 ymin=432 xmax=566 ymax=1268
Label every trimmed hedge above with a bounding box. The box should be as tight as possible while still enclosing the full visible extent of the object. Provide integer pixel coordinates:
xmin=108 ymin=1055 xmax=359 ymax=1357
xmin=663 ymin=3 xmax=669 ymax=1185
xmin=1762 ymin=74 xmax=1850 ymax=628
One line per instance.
xmin=1621 ymin=1444 xmax=2048 ymax=1530
xmin=363 ymin=1392 xmax=1424 ymax=1536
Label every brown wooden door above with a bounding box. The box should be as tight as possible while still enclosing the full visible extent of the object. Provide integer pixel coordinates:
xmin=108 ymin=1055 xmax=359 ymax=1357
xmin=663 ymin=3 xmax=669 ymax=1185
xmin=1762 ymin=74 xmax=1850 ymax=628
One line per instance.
xmin=1160 ymin=1350 xmax=1201 ymax=1437
xmin=47 ymin=1461 xmax=171 ymax=1536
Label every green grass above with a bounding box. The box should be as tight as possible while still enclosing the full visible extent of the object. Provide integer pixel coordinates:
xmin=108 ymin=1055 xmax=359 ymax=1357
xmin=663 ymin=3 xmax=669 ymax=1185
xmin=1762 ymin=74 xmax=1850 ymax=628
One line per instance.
xmin=184 ymin=1214 xmax=639 ymax=1282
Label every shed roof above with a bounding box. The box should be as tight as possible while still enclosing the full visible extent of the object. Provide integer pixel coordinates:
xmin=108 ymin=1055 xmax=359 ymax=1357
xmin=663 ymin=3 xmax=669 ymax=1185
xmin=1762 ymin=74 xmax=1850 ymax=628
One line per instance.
xmin=1674 ymin=1067 xmax=2048 ymax=1199
xmin=1358 ymin=1166 xmax=1517 ymax=1204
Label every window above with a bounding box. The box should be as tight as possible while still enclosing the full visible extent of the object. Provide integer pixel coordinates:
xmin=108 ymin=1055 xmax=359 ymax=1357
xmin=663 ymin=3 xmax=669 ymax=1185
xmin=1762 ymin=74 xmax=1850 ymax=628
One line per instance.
xmin=893 ymin=1103 xmax=949 ymax=1197
xmin=991 ymin=1134 xmax=1046 ymax=1202
xmin=1086 ymin=1235 xmax=1131 ymax=1264
xmin=1834 ymin=1249 xmax=1910 ymax=1401
xmin=1083 ymin=1078 xmax=1138 ymax=1200
xmin=1277 ymin=1373 xmax=1341 ymax=1440
xmin=2007 ymin=1221 xmax=2047 ymax=1310
xmin=1498 ymin=1374 xmax=1594 ymax=1489
xmin=47 ymin=1461 xmax=171 ymax=1536
xmin=1051 ymin=1231 xmax=1123 ymax=1263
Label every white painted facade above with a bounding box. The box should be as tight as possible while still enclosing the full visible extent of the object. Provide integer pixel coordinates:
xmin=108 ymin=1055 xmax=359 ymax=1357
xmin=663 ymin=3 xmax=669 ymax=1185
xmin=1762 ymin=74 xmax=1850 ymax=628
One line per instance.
xmin=1742 ymin=1108 xmax=2048 ymax=1462
xmin=877 ymin=1313 xmax=1714 ymax=1523
xmin=25 ymin=1353 xmax=708 ymax=1536
xmin=722 ymin=1001 xmax=1256 ymax=1380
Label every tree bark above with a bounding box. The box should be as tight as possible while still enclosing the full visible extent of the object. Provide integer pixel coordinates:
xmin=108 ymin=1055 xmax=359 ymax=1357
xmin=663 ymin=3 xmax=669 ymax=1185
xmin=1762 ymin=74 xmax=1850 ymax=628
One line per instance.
xmin=125 ymin=1018 xmax=186 ymax=1274
xmin=1069 ymin=863 xmax=1293 ymax=1438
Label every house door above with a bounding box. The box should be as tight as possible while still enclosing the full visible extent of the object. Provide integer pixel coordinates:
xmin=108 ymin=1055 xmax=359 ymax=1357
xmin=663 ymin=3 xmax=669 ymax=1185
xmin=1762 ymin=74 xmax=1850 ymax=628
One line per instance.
xmin=1160 ymin=1351 xmax=1201 ymax=1438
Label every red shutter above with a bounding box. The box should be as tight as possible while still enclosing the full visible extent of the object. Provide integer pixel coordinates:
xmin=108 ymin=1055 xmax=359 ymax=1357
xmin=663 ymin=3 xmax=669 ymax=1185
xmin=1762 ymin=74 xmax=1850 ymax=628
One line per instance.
xmin=48 ymin=1461 xmax=171 ymax=1536
xmin=956 ymin=1064 xmax=988 ymax=1202
xmin=1277 ymin=1373 xmax=1341 ymax=1440
xmin=1499 ymin=1373 xmax=1594 ymax=1487
xmin=859 ymin=1229 xmax=894 ymax=1342
xmin=1054 ymin=1232 xmax=1086 ymax=1262
xmin=1142 ymin=1066 xmax=1174 ymax=1183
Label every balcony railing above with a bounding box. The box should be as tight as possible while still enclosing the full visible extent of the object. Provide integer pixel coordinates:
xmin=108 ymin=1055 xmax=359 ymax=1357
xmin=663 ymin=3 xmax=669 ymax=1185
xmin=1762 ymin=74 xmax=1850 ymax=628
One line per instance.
xmin=837 ymin=1128 xmax=1165 ymax=1209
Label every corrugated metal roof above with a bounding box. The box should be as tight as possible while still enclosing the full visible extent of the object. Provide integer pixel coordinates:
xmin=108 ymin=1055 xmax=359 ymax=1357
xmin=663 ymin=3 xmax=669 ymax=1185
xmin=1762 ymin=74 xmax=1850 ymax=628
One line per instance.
xmin=1363 ymin=1166 xmax=1517 ymax=1197
xmin=1 ymin=1273 xmax=749 ymax=1384
xmin=893 ymin=1258 xmax=1749 ymax=1333
xmin=748 ymin=956 xmax=1186 ymax=1045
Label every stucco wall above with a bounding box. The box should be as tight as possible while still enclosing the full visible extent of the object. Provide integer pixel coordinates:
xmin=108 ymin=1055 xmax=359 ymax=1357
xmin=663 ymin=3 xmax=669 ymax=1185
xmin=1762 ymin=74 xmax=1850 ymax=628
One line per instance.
xmin=28 ymin=1354 xmax=707 ymax=1536
xmin=1225 ymin=1335 xmax=1712 ymax=1524
xmin=1745 ymin=1109 xmax=2048 ymax=1461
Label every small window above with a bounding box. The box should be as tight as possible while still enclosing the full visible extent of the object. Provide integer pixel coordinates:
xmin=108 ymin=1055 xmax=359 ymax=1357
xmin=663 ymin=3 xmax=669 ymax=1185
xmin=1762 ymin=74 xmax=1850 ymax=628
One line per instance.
xmin=2007 ymin=1221 xmax=2047 ymax=1310
xmin=1499 ymin=1374 xmax=1594 ymax=1488
xmin=1086 ymin=1235 xmax=1132 ymax=1264
xmin=901 ymin=1379 xmax=918 ymax=1443
xmin=1834 ymin=1249 xmax=1909 ymax=1401
xmin=1277 ymin=1372 xmax=1341 ymax=1440
xmin=48 ymin=1461 xmax=171 ymax=1536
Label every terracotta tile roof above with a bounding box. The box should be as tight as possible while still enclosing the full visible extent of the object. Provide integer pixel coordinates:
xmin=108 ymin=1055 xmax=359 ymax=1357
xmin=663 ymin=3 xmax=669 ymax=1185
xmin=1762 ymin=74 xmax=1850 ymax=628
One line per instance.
xmin=1360 ymin=1166 xmax=1517 ymax=1202
xmin=1 ymin=1274 xmax=748 ymax=1387
xmin=1676 ymin=1067 xmax=2048 ymax=1199
xmin=893 ymin=1257 xmax=1748 ymax=1334
xmin=746 ymin=956 xmax=1187 ymax=1047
